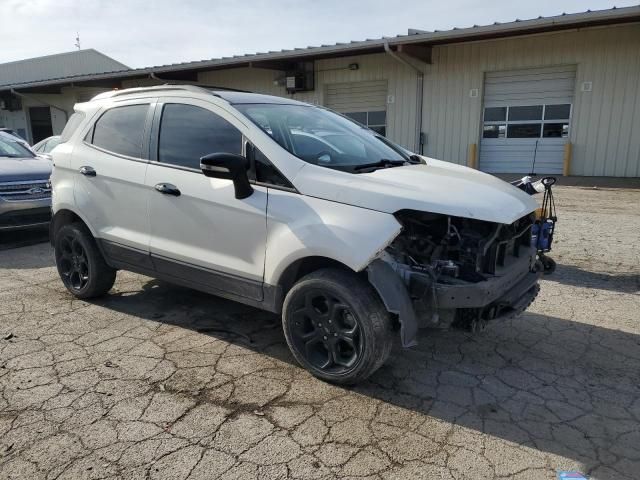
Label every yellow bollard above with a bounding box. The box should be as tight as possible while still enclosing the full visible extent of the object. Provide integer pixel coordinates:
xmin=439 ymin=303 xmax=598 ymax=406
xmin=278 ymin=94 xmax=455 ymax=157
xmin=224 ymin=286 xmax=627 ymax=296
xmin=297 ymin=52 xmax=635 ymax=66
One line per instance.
xmin=468 ymin=143 xmax=478 ymax=169
xmin=563 ymin=142 xmax=572 ymax=176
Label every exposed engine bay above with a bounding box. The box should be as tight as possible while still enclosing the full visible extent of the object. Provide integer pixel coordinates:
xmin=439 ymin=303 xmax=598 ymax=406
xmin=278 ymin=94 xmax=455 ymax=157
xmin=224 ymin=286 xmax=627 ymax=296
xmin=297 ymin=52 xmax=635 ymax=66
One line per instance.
xmin=372 ymin=210 xmax=541 ymax=339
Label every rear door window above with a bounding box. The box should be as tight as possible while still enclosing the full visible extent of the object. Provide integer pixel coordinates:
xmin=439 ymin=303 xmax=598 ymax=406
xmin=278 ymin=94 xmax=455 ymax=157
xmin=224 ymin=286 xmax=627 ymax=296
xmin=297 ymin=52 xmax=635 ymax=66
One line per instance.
xmin=157 ymin=104 xmax=242 ymax=170
xmin=91 ymin=104 xmax=149 ymax=158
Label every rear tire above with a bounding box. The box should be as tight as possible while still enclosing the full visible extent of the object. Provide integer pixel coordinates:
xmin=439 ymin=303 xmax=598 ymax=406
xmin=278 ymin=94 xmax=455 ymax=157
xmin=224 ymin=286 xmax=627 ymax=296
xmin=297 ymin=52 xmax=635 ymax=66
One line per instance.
xmin=54 ymin=223 xmax=116 ymax=299
xmin=282 ymin=268 xmax=393 ymax=385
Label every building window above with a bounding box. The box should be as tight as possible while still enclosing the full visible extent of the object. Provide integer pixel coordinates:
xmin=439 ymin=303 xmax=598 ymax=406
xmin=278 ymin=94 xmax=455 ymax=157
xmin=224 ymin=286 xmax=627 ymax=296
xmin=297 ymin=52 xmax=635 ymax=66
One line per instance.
xmin=482 ymin=104 xmax=571 ymax=139
xmin=344 ymin=110 xmax=387 ymax=136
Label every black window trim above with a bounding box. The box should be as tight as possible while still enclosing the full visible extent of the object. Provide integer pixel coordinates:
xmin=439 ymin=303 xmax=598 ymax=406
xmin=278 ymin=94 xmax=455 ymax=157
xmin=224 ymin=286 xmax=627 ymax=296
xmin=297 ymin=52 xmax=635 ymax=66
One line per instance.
xmin=82 ymin=101 xmax=155 ymax=162
xmin=245 ymin=140 xmax=297 ymax=192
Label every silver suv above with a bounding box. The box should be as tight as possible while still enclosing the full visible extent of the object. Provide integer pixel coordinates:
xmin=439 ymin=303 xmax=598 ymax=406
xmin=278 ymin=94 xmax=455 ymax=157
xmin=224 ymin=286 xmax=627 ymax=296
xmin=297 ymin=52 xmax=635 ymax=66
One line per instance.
xmin=0 ymin=132 xmax=52 ymax=231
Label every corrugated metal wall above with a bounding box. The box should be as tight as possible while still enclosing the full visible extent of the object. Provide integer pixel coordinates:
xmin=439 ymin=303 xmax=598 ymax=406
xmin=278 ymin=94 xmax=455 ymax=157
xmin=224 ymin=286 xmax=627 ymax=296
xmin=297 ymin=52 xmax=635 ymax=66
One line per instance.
xmin=325 ymin=80 xmax=388 ymax=112
xmin=198 ymin=53 xmax=419 ymax=150
xmin=423 ymin=23 xmax=640 ymax=177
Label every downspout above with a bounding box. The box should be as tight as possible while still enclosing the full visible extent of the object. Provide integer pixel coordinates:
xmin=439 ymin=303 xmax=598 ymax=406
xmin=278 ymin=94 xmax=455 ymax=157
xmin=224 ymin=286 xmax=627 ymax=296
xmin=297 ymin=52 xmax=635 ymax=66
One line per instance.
xmin=150 ymin=72 xmax=167 ymax=83
xmin=11 ymin=88 xmax=69 ymax=142
xmin=383 ymin=41 xmax=424 ymax=154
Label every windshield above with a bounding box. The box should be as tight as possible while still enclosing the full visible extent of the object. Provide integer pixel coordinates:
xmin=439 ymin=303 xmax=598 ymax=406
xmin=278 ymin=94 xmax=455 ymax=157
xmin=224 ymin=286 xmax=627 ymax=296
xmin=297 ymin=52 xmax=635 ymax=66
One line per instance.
xmin=235 ymin=103 xmax=409 ymax=172
xmin=0 ymin=135 xmax=34 ymax=158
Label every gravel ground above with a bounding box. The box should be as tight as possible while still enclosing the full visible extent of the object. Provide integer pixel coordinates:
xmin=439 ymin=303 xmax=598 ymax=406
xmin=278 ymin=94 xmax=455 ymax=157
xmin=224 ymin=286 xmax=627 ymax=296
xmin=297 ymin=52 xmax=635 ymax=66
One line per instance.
xmin=0 ymin=185 xmax=639 ymax=480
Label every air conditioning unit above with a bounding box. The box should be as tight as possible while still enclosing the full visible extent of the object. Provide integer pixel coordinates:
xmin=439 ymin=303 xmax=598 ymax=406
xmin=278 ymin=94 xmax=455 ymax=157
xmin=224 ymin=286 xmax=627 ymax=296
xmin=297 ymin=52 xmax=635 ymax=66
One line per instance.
xmin=285 ymin=62 xmax=314 ymax=93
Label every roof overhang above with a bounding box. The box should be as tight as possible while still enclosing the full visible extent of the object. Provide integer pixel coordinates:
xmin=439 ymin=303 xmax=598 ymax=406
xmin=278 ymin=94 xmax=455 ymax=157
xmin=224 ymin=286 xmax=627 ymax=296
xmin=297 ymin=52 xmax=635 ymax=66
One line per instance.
xmin=1 ymin=5 xmax=639 ymax=94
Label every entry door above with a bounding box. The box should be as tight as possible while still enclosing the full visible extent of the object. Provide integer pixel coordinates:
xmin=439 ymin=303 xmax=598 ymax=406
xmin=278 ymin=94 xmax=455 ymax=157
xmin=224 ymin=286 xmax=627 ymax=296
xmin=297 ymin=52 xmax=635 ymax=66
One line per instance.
xmin=145 ymin=99 xmax=268 ymax=300
xmin=479 ymin=65 xmax=576 ymax=174
xmin=29 ymin=107 xmax=53 ymax=144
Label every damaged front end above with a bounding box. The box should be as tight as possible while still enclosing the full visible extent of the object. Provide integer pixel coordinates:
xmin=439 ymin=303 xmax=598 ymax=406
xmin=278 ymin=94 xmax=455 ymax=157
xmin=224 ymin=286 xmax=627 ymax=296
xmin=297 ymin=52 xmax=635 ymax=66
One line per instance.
xmin=368 ymin=210 xmax=541 ymax=347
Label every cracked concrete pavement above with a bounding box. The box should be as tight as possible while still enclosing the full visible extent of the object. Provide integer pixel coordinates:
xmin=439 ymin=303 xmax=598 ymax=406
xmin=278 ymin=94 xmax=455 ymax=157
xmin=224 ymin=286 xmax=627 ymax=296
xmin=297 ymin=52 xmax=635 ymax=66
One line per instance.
xmin=0 ymin=185 xmax=639 ymax=480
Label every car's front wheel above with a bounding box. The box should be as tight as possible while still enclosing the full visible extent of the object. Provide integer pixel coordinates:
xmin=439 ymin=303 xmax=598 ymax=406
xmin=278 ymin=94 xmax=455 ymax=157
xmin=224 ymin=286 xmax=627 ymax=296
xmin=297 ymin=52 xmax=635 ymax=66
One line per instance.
xmin=282 ymin=268 xmax=393 ymax=384
xmin=54 ymin=223 xmax=116 ymax=299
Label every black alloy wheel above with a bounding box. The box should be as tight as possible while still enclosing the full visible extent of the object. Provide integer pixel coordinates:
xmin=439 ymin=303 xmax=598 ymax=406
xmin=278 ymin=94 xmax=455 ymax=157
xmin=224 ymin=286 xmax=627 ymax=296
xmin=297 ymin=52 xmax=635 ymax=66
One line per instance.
xmin=288 ymin=289 xmax=363 ymax=374
xmin=57 ymin=233 xmax=90 ymax=291
xmin=54 ymin=223 xmax=117 ymax=299
xmin=282 ymin=268 xmax=393 ymax=384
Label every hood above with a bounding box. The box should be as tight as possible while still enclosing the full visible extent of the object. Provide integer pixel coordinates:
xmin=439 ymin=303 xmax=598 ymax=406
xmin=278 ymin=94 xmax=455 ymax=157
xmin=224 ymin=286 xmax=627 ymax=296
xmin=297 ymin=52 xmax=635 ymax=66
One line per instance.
xmin=0 ymin=156 xmax=52 ymax=183
xmin=294 ymin=157 xmax=538 ymax=224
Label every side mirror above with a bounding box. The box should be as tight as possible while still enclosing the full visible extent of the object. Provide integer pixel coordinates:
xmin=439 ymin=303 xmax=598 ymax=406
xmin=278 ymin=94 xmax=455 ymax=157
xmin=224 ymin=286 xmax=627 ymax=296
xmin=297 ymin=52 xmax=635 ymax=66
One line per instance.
xmin=200 ymin=153 xmax=253 ymax=199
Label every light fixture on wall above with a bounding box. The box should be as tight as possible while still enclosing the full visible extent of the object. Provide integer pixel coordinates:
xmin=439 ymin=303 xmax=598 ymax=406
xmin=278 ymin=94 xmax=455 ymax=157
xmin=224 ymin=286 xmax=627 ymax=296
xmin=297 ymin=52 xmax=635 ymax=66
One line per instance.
xmin=469 ymin=88 xmax=479 ymax=98
xmin=348 ymin=63 xmax=359 ymax=71
xmin=581 ymin=81 xmax=593 ymax=92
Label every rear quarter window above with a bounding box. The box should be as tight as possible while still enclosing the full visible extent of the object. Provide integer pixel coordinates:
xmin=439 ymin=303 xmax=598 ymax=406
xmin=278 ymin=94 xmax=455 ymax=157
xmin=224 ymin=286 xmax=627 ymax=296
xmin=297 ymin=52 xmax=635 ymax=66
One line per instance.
xmin=91 ymin=104 xmax=149 ymax=158
xmin=60 ymin=112 xmax=85 ymax=142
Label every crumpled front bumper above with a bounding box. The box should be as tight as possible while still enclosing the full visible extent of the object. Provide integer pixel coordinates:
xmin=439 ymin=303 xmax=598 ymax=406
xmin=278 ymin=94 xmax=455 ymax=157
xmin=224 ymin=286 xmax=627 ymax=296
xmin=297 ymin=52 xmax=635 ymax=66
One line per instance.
xmin=367 ymin=247 xmax=541 ymax=348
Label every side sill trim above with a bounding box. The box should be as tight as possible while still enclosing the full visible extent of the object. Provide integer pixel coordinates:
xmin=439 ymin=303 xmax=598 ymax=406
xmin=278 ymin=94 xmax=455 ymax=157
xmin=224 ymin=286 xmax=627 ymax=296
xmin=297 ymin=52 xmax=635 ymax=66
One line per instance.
xmin=97 ymin=239 xmax=282 ymax=313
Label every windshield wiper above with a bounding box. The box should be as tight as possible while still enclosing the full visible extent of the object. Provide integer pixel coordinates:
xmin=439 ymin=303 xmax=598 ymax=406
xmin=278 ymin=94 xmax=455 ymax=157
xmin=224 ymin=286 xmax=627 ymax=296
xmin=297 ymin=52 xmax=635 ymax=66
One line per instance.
xmin=354 ymin=159 xmax=406 ymax=172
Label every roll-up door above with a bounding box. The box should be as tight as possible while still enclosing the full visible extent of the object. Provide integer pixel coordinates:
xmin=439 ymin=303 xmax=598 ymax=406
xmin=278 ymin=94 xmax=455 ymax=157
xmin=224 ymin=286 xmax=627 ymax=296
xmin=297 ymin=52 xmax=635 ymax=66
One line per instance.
xmin=480 ymin=65 xmax=576 ymax=174
xmin=325 ymin=80 xmax=388 ymax=136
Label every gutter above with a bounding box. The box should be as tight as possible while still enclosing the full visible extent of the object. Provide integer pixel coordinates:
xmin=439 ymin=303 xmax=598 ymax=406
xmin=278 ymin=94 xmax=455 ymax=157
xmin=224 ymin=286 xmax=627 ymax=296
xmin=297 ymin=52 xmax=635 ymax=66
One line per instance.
xmin=384 ymin=41 xmax=424 ymax=154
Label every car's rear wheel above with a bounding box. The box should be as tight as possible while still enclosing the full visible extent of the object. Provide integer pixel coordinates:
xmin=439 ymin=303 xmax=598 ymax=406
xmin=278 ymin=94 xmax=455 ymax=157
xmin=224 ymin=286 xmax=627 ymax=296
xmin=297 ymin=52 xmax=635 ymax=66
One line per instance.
xmin=282 ymin=268 xmax=393 ymax=384
xmin=54 ymin=223 xmax=116 ymax=299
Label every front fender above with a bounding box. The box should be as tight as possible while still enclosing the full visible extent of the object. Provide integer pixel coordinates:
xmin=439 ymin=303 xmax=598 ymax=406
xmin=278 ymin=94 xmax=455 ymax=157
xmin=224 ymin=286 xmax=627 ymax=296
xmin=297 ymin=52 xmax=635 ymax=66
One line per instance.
xmin=263 ymin=190 xmax=401 ymax=285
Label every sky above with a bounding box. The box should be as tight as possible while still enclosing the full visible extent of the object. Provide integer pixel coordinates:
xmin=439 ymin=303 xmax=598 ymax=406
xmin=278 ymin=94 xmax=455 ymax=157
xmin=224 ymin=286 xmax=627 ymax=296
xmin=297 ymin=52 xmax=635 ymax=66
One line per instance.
xmin=1 ymin=0 xmax=638 ymax=68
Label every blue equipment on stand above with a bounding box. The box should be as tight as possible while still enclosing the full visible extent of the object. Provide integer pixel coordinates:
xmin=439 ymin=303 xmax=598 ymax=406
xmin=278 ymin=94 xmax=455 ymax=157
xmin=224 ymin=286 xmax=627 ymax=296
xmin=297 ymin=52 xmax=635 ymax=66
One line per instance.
xmin=511 ymin=176 xmax=558 ymax=274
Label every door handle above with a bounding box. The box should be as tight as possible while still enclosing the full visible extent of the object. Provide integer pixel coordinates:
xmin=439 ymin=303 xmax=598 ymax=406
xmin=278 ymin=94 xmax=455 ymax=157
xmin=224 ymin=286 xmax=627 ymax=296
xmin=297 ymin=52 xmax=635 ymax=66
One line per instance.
xmin=79 ymin=166 xmax=96 ymax=177
xmin=154 ymin=183 xmax=181 ymax=196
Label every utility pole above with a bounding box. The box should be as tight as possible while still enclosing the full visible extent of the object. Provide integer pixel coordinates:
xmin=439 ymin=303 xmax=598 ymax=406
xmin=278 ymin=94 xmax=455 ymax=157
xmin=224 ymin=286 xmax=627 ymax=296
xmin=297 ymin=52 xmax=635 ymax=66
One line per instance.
xmin=75 ymin=33 xmax=81 ymax=50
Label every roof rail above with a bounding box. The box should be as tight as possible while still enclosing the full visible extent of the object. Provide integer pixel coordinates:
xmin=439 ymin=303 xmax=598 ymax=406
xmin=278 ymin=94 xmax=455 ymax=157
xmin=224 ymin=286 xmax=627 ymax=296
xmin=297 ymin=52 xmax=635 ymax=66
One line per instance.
xmin=91 ymin=83 xmax=221 ymax=101
xmin=198 ymin=84 xmax=253 ymax=93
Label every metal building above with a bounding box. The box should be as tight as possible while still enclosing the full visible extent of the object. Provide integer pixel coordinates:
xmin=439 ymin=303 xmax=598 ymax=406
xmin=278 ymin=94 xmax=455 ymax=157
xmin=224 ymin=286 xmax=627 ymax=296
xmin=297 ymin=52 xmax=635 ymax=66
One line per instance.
xmin=1 ymin=6 xmax=638 ymax=177
xmin=0 ymin=50 xmax=128 ymax=143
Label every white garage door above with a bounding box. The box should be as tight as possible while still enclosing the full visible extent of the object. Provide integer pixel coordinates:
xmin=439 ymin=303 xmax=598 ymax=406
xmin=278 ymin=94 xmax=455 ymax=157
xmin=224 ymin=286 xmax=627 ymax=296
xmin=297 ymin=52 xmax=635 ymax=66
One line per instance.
xmin=325 ymin=80 xmax=388 ymax=136
xmin=480 ymin=65 xmax=575 ymax=174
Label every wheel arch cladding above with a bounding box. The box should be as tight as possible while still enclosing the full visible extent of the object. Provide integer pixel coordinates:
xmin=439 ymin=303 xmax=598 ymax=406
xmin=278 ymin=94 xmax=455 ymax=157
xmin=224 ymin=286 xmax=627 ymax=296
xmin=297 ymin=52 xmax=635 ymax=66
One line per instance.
xmin=277 ymin=256 xmax=353 ymax=296
xmin=367 ymin=258 xmax=419 ymax=348
xmin=50 ymin=208 xmax=99 ymax=245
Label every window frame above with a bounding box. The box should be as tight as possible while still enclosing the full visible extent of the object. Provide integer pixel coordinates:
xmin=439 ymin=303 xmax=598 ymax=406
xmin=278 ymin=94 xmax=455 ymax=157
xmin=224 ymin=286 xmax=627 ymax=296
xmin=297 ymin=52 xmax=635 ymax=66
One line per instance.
xmin=148 ymin=98 xmax=298 ymax=193
xmin=482 ymin=104 xmax=572 ymax=140
xmin=83 ymin=101 xmax=154 ymax=162
xmin=245 ymin=141 xmax=296 ymax=191
xmin=343 ymin=110 xmax=387 ymax=137
xmin=151 ymin=102 xmax=245 ymax=173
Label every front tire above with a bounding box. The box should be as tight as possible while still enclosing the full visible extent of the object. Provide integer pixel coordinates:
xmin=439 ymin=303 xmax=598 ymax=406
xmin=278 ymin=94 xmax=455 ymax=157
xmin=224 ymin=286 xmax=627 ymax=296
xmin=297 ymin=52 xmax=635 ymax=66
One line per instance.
xmin=282 ymin=268 xmax=393 ymax=385
xmin=54 ymin=223 xmax=116 ymax=299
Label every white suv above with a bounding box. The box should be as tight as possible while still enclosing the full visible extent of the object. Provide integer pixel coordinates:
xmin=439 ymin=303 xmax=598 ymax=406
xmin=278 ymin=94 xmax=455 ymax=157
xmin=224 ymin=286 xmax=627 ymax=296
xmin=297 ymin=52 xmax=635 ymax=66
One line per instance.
xmin=50 ymin=85 xmax=540 ymax=384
